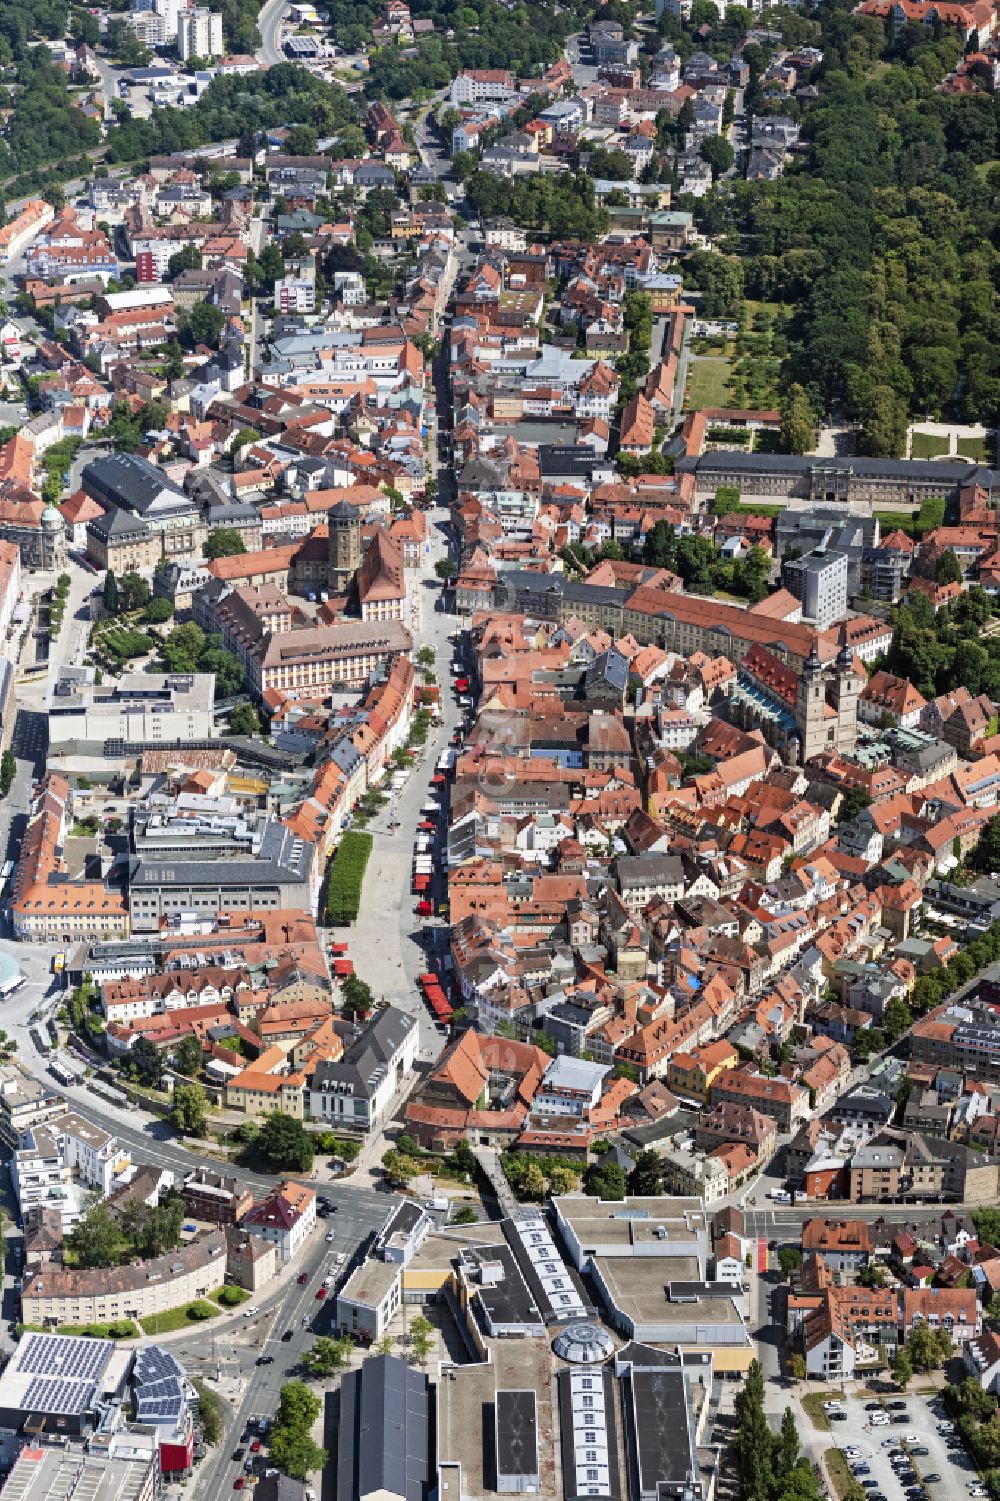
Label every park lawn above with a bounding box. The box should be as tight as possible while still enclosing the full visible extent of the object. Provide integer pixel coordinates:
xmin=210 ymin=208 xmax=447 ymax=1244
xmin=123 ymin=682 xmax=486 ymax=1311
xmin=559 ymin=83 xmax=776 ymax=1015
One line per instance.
xmin=956 ymin=436 xmax=989 ymax=462
xmin=801 ymin=1391 xmax=839 ymax=1431
xmin=910 ymin=431 xmax=950 ymax=459
xmin=743 ymin=299 xmax=788 ymax=322
xmin=684 ymin=356 xmax=732 ymax=411
xmin=139 ymin=1299 xmax=221 ymax=1335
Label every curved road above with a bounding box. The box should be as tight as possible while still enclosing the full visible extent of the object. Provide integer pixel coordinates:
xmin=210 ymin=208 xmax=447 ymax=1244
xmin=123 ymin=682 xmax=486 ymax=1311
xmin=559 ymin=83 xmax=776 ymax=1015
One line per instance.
xmin=257 ymin=0 xmax=289 ymax=66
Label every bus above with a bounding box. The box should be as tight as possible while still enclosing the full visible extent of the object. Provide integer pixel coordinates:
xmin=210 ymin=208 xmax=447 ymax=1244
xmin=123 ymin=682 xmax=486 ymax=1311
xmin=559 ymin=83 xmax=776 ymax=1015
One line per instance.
xmin=52 ymin=952 xmax=66 ymax=975
xmin=49 ymin=1059 xmax=80 ymax=1087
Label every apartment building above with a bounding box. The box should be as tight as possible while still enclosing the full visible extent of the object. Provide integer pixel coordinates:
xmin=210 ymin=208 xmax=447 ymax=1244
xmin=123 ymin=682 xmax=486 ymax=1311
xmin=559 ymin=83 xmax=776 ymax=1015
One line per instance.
xmin=22 ymin=1231 xmax=228 ymax=1326
xmin=178 ymin=7 xmax=223 ymax=57
xmin=709 ymin=1067 xmax=809 ymax=1132
xmin=243 ymin=1180 xmax=316 ymax=1262
xmin=182 ymin=1169 xmax=253 ymax=1226
xmin=0 ymin=1065 xmax=65 ymax=1149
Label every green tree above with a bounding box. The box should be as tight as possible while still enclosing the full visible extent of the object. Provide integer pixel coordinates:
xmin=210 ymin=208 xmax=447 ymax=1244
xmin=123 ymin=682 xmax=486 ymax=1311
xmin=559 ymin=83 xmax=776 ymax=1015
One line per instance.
xmin=179 ymin=300 xmax=227 ymax=350
xmin=0 ymin=749 xmax=15 ymax=798
xmin=193 ymin=1378 xmax=223 ymax=1445
xmin=882 ymin=996 xmax=913 ymax=1044
xmin=905 ymin=1320 xmax=951 ymax=1372
xmin=269 ymin=1380 xmax=326 ymax=1480
xmin=788 ymin=1352 xmax=807 ymax=1381
xmin=118 ymin=571 xmax=150 ymax=612
xmin=161 ymin=622 xmax=206 ymax=673
xmin=170 ymin=1082 xmax=208 ymax=1134
xmin=435 ymin=558 xmax=456 ymax=581
xmin=124 ymin=1036 xmax=165 ymax=1088
xmin=586 ymin=146 xmax=633 ymax=180
xmin=628 ymin=1149 xmax=664 ymax=1195
xmin=700 ymin=133 xmax=735 ymax=180
xmin=382 ymin=1149 xmax=420 ymax=1188
xmin=103 ymin=569 xmax=120 ymax=616
xmin=283 ymin=124 xmax=317 ymax=156
xmin=144 ymin=597 xmax=174 ymax=625
xmin=68 ymin=1205 xmax=122 ymax=1269
xmin=839 ymin=785 xmax=872 ymax=823
xmin=735 ymin=1359 xmax=773 ymax=1501
xmin=174 ymin=1034 xmax=203 ymax=1077
xmin=780 ymin=383 xmax=816 ymax=455
xmin=583 ymin=1161 xmax=627 ymax=1201
xmin=301 ymin=1335 xmax=352 ymax=1378
xmin=859 ymin=385 xmax=908 ymax=459
xmin=774 ymin=1406 xmax=801 ymax=1487
xmin=934 ymin=548 xmax=963 ymax=585
xmin=891 ymin=1349 xmax=913 ymax=1389
xmin=409 ymin=1314 xmax=433 ymax=1364
xmin=203 ymin=528 xmax=247 ymax=560
xmin=340 ymin=975 xmax=374 ymax=1020
xmin=167 ymin=244 xmax=201 ymax=279
xmin=255 ymin=1112 xmax=314 ymax=1173
xmin=778 ymin=1246 xmax=802 ymax=1278
xmin=228 ymin=703 xmax=261 ymax=736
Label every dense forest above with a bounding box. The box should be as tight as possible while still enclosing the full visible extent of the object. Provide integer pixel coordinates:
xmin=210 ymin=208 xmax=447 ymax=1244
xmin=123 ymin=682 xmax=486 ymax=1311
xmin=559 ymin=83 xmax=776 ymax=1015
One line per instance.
xmin=696 ymin=0 xmax=1000 ymax=443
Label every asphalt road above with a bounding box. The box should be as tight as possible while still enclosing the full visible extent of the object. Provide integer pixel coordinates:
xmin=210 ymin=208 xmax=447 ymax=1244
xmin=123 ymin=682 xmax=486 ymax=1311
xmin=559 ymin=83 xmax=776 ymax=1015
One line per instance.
xmin=257 ymin=0 xmax=290 ymax=66
xmin=189 ymin=1192 xmax=390 ymax=1500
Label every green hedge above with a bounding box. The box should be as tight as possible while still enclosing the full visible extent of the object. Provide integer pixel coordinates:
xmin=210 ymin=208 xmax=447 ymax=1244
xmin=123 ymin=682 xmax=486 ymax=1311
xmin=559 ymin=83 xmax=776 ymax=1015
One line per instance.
xmin=326 ymin=831 xmax=374 ymax=925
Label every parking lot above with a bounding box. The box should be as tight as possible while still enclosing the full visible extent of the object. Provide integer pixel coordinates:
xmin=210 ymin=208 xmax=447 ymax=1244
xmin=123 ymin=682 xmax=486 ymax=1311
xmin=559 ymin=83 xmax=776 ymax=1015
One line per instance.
xmin=828 ymin=1390 xmax=985 ymax=1501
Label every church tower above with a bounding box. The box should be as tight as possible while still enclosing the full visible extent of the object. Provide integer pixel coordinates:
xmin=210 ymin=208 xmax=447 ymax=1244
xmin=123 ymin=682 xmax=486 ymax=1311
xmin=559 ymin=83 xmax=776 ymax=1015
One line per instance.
xmin=830 ymin=642 xmax=862 ymax=755
xmin=795 ymin=644 xmax=827 ymax=764
xmin=327 ymin=500 xmax=361 ymax=594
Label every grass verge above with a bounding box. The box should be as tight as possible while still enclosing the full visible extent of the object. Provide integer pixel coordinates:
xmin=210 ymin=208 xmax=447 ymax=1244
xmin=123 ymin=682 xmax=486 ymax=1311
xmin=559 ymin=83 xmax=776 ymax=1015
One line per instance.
xmin=824 ymin=1447 xmax=854 ymax=1499
xmin=801 ymin=1391 xmax=839 ymax=1430
xmin=139 ymin=1298 xmax=220 ymax=1335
